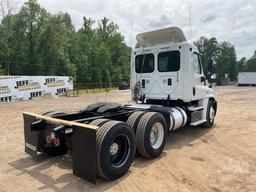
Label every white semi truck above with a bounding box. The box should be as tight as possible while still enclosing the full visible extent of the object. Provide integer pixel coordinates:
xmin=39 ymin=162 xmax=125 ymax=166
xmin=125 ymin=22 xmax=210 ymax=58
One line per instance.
xmin=23 ymin=27 xmax=217 ymax=183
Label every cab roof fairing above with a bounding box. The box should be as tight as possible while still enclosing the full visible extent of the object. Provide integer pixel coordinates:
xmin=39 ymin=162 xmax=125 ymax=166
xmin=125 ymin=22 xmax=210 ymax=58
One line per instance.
xmin=136 ymin=27 xmax=186 ymax=47
xmin=134 ymin=26 xmax=200 ymax=54
xmin=132 ymin=41 xmax=199 ymax=55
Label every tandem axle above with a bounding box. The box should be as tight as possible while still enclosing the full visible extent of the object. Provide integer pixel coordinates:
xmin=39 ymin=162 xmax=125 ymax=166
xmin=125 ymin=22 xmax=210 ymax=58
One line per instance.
xmin=24 ymin=100 xmax=216 ymax=183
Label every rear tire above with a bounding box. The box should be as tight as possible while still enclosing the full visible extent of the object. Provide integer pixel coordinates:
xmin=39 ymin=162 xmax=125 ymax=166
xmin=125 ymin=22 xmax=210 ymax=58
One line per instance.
xmin=136 ymin=112 xmax=167 ymax=159
xmin=96 ymin=121 xmax=136 ymax=180
xmin=127 ymin=111 xmax=145 ymax=132
xmin=90 ymin=118 xmax=110 ymax=126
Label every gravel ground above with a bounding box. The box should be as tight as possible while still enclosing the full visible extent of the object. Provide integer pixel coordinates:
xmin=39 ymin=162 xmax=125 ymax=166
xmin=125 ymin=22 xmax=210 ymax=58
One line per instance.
xmin=0 ymin=86 xmax=255 ymax=192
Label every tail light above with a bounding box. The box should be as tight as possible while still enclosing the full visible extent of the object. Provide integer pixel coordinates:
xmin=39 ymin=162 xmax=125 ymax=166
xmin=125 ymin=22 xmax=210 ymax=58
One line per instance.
xmin=46 ymin=135 xmax=51 ymax=144
xmin=54 ymin=138 xmax=60 ymax=146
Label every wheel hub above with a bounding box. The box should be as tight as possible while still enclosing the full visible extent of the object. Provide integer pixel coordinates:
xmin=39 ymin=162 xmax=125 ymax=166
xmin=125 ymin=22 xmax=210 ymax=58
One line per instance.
xmin=109 ymin=142 xmax=119 ymax=156
xmin=150 ymin=122 xmax=164 ymax=149
xmin=109 ymin=135 xmax=130 ymax=167
xmin=150 ymin=129 xmax=158 ymax=145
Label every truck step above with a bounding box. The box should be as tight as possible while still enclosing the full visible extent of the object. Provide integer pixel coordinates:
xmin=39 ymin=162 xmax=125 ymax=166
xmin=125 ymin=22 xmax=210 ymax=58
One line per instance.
xmin=187 ymin=106 xmax=204 ymax=111
xmin=190 ymin=120 xmax=206 ymax=126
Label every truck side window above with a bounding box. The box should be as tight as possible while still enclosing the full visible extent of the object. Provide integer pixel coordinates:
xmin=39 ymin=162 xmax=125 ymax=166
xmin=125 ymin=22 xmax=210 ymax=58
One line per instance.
xmin=135 ymin=54 xmax=154 ymax=73
xmin=158 ymin=51 xmax=180 ymax=72
xmin=192 ymin=53 xmax=202 ymax=74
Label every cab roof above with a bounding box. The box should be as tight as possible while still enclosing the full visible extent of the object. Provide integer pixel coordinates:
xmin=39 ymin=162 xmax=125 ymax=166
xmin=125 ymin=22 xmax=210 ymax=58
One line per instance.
xmin=136 ymin=27 xmax=187 ymax=47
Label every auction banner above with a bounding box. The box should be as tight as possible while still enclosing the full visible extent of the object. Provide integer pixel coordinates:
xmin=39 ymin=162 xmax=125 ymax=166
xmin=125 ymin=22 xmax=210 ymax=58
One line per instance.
xmin=0 ymin=76 xmax=73 ymax=102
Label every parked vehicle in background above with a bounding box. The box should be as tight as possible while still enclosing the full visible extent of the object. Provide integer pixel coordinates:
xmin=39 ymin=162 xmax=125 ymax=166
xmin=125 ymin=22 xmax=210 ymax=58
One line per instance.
xmin=118 ymin=82 xmax=129 ymax=90
xmin=238 ymin=72 xmax=256 ymax=86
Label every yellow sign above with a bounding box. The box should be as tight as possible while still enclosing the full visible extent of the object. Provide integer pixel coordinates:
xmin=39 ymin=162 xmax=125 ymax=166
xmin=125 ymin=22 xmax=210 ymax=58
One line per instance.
xmin=46 ymin=80 xmax=65 ymax=87
xmin=0 ymin=86 xmax=10 ymax=94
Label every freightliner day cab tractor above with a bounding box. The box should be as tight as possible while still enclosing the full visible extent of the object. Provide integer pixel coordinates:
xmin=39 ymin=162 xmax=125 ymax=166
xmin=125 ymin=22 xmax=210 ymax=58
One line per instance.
xmin=24 ymin=27 xmax=217 ymax=183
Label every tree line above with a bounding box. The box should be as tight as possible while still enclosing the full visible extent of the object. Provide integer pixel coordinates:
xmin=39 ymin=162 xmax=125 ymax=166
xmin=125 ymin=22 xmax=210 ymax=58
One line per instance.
xmin=0 ymin=0 xmax=130 ymax=84
xmin=0 ymin=0 xmax=255 ymax=84
xmin=194 ymin=37 xmax=256 ymax=82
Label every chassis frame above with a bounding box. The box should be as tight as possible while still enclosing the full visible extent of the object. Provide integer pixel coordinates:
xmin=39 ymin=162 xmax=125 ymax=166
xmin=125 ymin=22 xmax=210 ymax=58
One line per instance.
xmin=24 ymin=104 xmax=147 ymax=184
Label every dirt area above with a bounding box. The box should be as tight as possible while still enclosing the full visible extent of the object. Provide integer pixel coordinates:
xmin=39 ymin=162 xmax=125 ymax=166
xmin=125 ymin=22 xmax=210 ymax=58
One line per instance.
xmin=0 ymin=86 xmax=255 ymax=192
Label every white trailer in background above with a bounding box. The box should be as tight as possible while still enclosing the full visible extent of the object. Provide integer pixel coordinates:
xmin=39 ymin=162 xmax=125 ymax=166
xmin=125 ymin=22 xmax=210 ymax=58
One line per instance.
xmin=238 ymin=72 xmax=256 ymax=86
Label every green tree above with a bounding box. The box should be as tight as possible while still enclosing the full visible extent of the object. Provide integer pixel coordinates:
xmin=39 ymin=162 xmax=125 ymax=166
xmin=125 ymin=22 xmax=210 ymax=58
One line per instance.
xmin=245 ymin=51 xmax=256 ymax=72
xmin=216 ymin=42 xmax=237 ymax=81
xmin=97 ymin=17 xmax=130 ymax=83
xmin=237 ymin=57 xmax=246 ymax=72
xmin=39 ymin=12 xmax=75 ymax=76
xmin=0 ymin=24 xmax=10 ymax=74
xmin=7 ymin=12 xmax=28 ymax=75
xmin=69 ymin=17 xmax=98 ymax=83
xmin=0 ymin=0 xmax=15 ymax=75
xmin=194 ymin=37 xmax=219 ymax=73
xmin=95 ymin=45 xmax=112 ymax=83
xmin=195 ymin=37 xmax=238 ymax=82
xmin=97 ymin=17 xmax=118 ymax=42
xmin=19 ymin=0 xmax=48 ymax=74
xmin=0 ymin=1 xmax=131 ymax=84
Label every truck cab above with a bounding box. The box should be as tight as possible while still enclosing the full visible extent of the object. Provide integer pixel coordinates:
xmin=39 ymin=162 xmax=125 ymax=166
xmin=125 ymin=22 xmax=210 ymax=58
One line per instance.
xmin=131 ymin=27 xmax=215 ymax=102
xmin=131 ymin=27 xmax=217 ymax=126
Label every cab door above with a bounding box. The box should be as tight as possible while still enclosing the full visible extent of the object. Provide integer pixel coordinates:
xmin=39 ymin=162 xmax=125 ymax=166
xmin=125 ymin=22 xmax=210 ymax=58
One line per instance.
xmin=155 ymin=50 xmax=180 ymax=99
xmin=191 ymin=52 xmax=207 ymax=100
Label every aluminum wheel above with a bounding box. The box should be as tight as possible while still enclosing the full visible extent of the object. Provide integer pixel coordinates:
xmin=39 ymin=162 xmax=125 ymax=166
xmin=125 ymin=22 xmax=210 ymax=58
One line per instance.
xmin=150 ymin=122 xmax=164 ymax=149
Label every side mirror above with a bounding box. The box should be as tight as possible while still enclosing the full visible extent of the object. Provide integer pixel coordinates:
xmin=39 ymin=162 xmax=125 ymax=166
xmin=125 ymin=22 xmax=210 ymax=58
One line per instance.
xmin=206 ymin=57 xmax=214 ymax=84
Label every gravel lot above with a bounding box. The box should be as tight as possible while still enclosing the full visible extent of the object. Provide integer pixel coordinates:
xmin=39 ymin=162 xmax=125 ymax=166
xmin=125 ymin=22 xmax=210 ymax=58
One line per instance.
xmin=0 ymin=86 xmax=255 ymax=192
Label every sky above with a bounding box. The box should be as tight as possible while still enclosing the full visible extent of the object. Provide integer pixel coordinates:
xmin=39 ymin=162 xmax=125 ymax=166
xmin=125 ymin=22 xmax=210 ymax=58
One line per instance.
xmin=15 ymin=0 xmax=256 ymax=59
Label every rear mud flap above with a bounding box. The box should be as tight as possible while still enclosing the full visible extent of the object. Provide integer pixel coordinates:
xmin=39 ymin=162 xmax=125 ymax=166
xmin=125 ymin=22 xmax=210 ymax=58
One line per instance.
xmin=72 ymin=125 xmax=96 ymax=184
xmin=23 ymin=113 xmax=97 ymax=184
xmin=24 ymin=113 xmax=41 ymax=158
